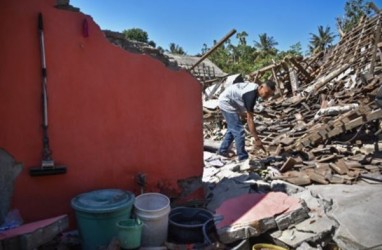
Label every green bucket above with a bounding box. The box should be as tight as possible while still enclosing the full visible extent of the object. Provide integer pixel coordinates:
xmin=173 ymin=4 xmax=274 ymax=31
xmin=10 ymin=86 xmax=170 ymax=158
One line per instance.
xmin=117 ymin=218 xmax=143 ymax=249
xmin=71 ymin=189 xmax=135 ymax=250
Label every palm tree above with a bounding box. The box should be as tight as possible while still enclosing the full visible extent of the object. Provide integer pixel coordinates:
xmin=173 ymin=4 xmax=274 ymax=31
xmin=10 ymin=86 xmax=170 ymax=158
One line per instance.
xmin=236 ymin=31 xmax=248 ymax=46
xmin=309 ymin=26 xmax=335 ymax=54
xmin=254 ymin=33 xmax=278 ymax=57
xmin=168 ymin=43 xmax=186 ymax=55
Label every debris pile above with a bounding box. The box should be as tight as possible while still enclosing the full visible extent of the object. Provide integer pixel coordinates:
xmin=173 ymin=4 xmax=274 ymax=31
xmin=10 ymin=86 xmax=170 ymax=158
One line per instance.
xmin=200 ymin=7 xmax=382 ymax=250
xmin=203 ymin=9 xmax=382 ymax=187
xmin=103 ymin=30 xmax=179 ymax=69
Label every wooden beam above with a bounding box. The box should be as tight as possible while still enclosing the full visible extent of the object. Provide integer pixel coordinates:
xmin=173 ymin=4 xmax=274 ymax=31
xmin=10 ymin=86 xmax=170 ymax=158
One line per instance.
xmin=287 ymin=57 xmax=312 ymax=82
xmin=369 ymin=16 xmax=382 ymax=74
xmin=249 ymin=63 xmax=277 ymax=76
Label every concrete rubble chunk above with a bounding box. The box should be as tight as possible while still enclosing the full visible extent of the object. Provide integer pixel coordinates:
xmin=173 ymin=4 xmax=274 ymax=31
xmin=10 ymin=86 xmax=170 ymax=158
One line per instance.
xmin=296 ymin=242 xmax=322 ymax=250
xmin=308 ymin=184 xmax=382 ymax=250
xmin=201 ymin=11 xmax=382 ymax=246
xmin=205 ymin=177 xmax=252 ymax=211
xmin=214 ymin=192 xmax=306 ymax=244
xmin=275 ymin=204 xmax=310 ymax=230
xmin=272 ymin=214 xmax=336 ymax=248
xmin=0 ymin=215 xmax=68 ymax=249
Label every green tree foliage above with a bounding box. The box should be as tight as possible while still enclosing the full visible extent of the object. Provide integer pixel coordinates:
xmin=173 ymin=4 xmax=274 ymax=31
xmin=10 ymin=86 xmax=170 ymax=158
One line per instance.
xmin=201 ymin=30 xmax=314 ymax=77
xmin=122 ymin=28 xmax=157 ymax=48
xmin=254 ymin=33 xmax=279 ymax=57
xmin=148 ymin=40 xmax=156 ymax=48
xmin=122 ymin=28 xmax=149 ymax=43
xmin=157 ymin=46 xmax=165 ymax=53
xmin=276 ymin=42 xmax=303 ymax=61
xmin=337 ymin=0 xmax=372 ymax=33
xmin=208 ymin=40 xmax=230 ymax=72
xmin=206 ymin=34 xmax=258 ymax=75
xmin=308 ymin=26 xmax=335 ymax=54
xmin=205 ymin=31 xmax=280 ymax=75
xmin=289 ymin=42 xmax=303 ymax=56
xmin=168 ymin=43 xmax=186 ymax=55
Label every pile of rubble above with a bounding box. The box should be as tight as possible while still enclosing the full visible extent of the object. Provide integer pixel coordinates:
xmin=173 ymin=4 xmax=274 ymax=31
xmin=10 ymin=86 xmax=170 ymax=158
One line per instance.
xmin=103 ymin=30 xmax=179 ymax=69
xmin=200 ymin=6 xmax=382 ymax=250
xmin=203 ymin=7 xmax=382 ymax=187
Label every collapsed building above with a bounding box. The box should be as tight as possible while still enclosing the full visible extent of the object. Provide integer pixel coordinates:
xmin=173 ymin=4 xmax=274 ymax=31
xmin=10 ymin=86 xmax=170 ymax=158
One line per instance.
xmin=204 ymin=4 xmax=382 ymax=186
xmin=1 ymin=0 xmax=382 ymax=249
xmin=201 ymin=4 xmax=382 ymax=250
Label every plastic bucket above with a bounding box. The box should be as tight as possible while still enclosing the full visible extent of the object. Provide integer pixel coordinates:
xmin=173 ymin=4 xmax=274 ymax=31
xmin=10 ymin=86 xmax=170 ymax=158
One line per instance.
xmin=117 ymin=218 xmax=143 ymax=249
xmin=168 ymin=207 xmax=214 ymax=244
xmin=134 ymin=193 xmax=170 ymax=247
xmin=71 ymin=189 xmax=135 ymax=250
xmin=252 ymin=243 xmax=288 ymax=250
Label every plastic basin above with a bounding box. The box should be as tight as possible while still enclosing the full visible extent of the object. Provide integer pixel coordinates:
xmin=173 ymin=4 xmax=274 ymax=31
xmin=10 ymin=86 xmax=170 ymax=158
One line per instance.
xmin=71 ymin=189 xmax=135 ymax=250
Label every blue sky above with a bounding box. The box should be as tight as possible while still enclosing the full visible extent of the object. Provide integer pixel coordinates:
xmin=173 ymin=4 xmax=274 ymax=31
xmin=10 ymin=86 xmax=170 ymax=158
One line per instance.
xmin=71 ymin=0 xmax=382 ymax=55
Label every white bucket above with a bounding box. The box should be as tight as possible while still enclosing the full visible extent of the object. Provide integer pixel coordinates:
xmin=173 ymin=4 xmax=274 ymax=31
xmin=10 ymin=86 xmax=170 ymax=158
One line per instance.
xmin=134 ymin=193 xmax=170 ymax=247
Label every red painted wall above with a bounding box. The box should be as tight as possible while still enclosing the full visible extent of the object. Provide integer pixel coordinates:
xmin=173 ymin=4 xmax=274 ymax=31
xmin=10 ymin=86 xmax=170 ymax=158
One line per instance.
xmin=0 ymin=0 xmax=203 ymax=224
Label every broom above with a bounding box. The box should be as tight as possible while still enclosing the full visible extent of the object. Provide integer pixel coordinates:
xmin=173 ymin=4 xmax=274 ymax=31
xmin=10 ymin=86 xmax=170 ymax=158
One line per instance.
xmin=29 ymin=13 xmax=67 ymax=176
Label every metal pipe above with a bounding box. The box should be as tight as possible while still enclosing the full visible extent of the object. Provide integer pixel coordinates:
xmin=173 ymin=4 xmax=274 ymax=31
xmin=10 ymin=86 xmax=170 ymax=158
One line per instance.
xmin=190 ymin=29 xmax=236 ymax=71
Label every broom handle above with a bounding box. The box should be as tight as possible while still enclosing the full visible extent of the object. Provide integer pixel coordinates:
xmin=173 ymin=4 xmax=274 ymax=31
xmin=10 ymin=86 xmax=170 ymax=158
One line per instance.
xmin=38 ymin=13 xmax=52 ymax=161
xmin=38 ymin=13 xmax=48 ymax=127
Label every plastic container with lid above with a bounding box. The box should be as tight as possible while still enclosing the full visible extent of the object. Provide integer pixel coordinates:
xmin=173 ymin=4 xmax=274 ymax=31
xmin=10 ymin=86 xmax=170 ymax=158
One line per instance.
xmin=71 ymin=189 xmax=135 ymax=250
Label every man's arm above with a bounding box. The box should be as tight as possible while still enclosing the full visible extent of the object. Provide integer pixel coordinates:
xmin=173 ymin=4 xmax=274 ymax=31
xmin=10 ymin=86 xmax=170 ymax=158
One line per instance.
xmin=246 ymin=112 xmax=264 ymax=149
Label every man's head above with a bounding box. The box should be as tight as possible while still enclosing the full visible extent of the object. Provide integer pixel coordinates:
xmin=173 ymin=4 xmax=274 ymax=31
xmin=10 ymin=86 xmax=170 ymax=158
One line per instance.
xmin=258 ymin=80 xmax=276 ymax=99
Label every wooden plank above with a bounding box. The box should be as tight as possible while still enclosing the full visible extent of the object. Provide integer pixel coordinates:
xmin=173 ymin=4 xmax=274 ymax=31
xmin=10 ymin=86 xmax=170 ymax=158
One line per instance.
xmin=317 ymin=154 xmax=337 ymax=163
xmin=308 ymin=132 xmax=322 ymax=145
xmin=289 ymin=68 xmax=299 ymax=96
xmin=288 ymin=57 xmax=312 ymax=81
xmin=344 ymin=116 xmax=365 ymax=130
xmin=305 ymin=169 xmax=329 ymax=184
xmin=301 ymin=102 xmax=311 ymax=111
xmin=271 ymin=67 xmax=281 ymax=95
xmin=366 ymin=109 xmax=382 ymax=121
xmin=204 ymin=81 xmax=222 ymax=101
xmin=317 ymin=127 xmax=329 ymax=140
xmin=280 ymin=157 xmax=296 ymax=173
xmin=327 ymin=126 xmax=345 ymax=137
xmin=330 ymin=158 xmax=349 ymax=175
xmin=369 ymin=16 xmax=382 ymax=73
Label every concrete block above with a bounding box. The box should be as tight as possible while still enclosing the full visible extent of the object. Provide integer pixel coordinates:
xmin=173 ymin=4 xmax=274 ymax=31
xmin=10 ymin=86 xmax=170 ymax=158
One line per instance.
xmin=292 ymin=189 xmax=333 ymax=215
xmin=275 ymin=213 xmax=292 ymax=231
xmin=276 ymin=205 xmax=310 ymax=230
xmin=0 ymin=215 xmax=68 ymax=250
xmin=272 ymin=215 xmax=335 ymax=248
xmin=215 ymin=192 xmax=305 ymax=244
xmin=308 ymin=184 xmax=382 ymax=250
xmin=205 ymin=177 xmax=251 ymax=211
